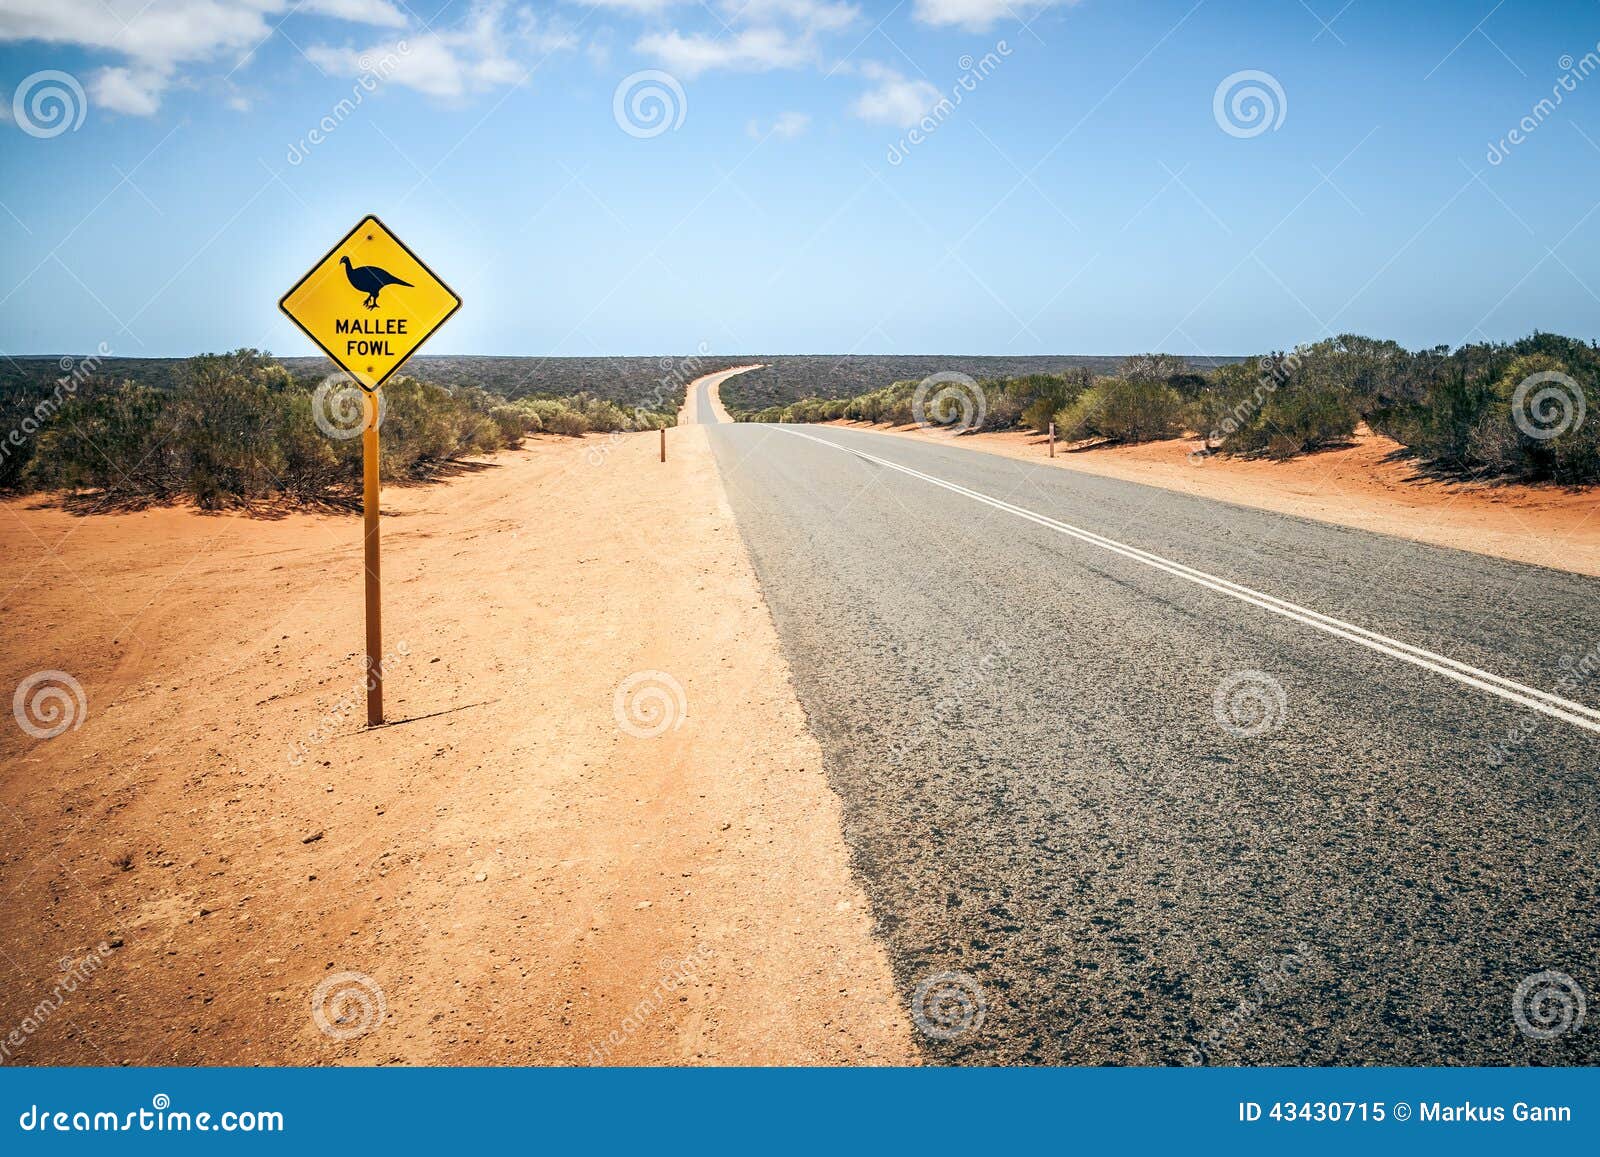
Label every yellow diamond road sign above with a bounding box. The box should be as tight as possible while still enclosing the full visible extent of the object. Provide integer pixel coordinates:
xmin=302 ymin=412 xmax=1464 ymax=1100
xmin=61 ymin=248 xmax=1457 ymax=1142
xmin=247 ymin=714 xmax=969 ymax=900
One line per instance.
xmin=279 ymin=215 xmax=461 ymax=392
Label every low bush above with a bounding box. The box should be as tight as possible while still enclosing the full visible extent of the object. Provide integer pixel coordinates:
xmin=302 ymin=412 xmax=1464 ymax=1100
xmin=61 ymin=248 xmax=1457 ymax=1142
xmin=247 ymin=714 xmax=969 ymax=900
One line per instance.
xmin=1052 ymin=377 xmax=1185 ymax=444
xmin=1370 ymin=343 xmax=1600 ymax=483
xmin=4 ymin=350 xmax=676 ymax=506
xmin=542 ymin=407 xmax=591 ymax=437
xmin=1012 ymin=372 xmax=1091 ymax=431
xmin=492 ymin=404 xmax=536 ymax=442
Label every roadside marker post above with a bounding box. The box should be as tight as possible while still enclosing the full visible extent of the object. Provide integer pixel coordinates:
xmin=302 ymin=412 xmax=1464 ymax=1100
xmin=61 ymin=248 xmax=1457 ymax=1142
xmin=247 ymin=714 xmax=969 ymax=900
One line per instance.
xmin=661 ymin=427 xmax=666 ymax=462
xmin=1049 ymin=421 xmax=1055 ymax=458
xmin=279 ymin=215 xmax=462 ymax=727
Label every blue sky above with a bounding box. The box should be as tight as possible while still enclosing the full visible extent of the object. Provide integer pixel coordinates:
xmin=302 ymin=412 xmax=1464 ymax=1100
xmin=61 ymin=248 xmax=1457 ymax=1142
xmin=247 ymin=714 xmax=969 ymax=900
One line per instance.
xmin=2 ymin=0 xmax=1599 ymax=358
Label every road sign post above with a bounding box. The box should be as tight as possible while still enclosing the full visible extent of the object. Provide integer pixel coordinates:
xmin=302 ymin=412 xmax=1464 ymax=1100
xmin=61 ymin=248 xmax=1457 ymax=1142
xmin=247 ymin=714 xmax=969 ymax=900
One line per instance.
xmin=362 ymin=390 xmax=383 ymax=725
xmin=279 ymin=215 xmax=461 ymax=728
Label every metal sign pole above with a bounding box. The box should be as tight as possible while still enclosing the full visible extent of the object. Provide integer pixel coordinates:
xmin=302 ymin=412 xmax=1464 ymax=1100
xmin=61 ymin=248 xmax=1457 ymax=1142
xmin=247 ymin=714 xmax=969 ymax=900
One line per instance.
xmin=363 ymin=389 xmax=383 ymax=727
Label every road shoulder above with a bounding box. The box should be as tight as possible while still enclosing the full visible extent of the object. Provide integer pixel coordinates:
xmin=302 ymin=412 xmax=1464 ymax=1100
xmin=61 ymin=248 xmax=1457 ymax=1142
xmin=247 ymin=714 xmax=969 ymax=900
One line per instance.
xmin=0 ymin=428 xmax=914 ymax=1065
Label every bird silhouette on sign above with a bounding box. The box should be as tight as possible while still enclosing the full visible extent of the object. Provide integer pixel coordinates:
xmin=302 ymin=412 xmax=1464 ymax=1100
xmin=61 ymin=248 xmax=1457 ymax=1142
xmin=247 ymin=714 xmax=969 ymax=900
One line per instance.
xmin=340 ymin=255 xmax=412 ymax=310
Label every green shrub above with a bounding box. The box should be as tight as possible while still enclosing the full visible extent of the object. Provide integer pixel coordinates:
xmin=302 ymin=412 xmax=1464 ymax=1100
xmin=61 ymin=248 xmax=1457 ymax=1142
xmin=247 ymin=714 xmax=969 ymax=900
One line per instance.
xmin=515 ymin=398 xmax=569 ymax=427
xmin=492 ymin=404 xmax=536 ymax=441
xmin=167 ymin=353 xmax=294 ymax=506
xmin=1211 ymin=341 xmax=1371 ymax=458
xmin=275 ymin=388 xmax=353 ymax=498
xmin=27 ymin=380 xmax=175 ymax=494
xmin=1188 ymin=360 xmax=1268 ymax=449
xmin=881 ymin=398 xmax=911 ymax=425
xmin=542 ymin=407 xmax=591 ymax=436
xmin=1053 ymin=377 xmax=1185 ymax=444
xmin=1363 ymin=340 xmax=1600 ymax=482
xmin=1012 ymin=372 xmax=1091 ymax=431
xmin=379 ymin=376 xmax=464 ymax=478
xmin=630 ymin=409 xmax=674 ymax=430
xmin=1219 ymin=381 xmax=1360 ymax=459
xmin=1475 ymin=353 xmax=1598 ymax=482
xmin=569 ymin=393 xmax=631 ymax=432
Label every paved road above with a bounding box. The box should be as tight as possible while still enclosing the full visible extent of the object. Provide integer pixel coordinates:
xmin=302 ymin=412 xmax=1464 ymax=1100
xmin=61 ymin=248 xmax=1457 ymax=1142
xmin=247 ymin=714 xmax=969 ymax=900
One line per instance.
xmin=683 ymin=365 xmax=756 ymax=425
xmin=703 ymin=417 xmax=1600 ymax=1065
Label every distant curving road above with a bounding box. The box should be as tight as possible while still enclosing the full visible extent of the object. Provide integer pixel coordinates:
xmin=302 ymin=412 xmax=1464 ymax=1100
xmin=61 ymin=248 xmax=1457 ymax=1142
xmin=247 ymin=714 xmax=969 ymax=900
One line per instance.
xmin=683 ymin=365 xmax=758 ymax=425
xmin=700 ymin=409 xmax=1600 ymax=1066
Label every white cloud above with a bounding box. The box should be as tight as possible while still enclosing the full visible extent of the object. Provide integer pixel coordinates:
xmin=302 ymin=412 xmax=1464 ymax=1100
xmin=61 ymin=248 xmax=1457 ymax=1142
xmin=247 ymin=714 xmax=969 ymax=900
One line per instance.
xmin=772 ymin=109 xmax=811 ymax=136
xmin=302 ymin=0 xmax=409 ymax=27
xmin=735 ymin=0 xmax=859 ymax=33
xmin=747 ymin=110 xmax=810 ymax=138
xmin=0 ymin=0 xmax=411 ymax=114
xmin=911 ymin=0 xmax=1070 ymax=30
xmin=636 ymin=27 xmax=815 ymax=77
xmin=92 ymin=66 xmax=170 ymax=115
xmin=0 ymin=1 xmax=270 ymax=65
xmin=580 ymin=0 xmax=679 ymax=10
xmin=850 ymin=62 xmax=940 ymax=127
xmin=308 ymin=1 xmax=575 ymax=99
xmin=585 ymin=28 xmax=616 ymax=70
xmin=586 ymin=0 xmax=856 ymax=24
xmin=631 ymin=0 xmax=858 ymax=77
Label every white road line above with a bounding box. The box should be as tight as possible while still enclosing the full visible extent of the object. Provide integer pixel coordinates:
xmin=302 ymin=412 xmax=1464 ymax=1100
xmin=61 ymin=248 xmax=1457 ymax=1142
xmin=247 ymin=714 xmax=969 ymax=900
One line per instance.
xmin=776 ymin=427 xmax=1600 ymax=737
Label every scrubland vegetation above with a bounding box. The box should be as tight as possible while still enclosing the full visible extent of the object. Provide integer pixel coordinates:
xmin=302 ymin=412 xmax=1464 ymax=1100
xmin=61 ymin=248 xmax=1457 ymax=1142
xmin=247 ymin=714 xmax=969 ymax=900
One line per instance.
xmin=6 ymin=335 xmax=1598 ymax=510
xmin=738 ymin=334 xmax=1600 ymax=486
xmin=0 ymin=353 xmax=731 ymax=412
xmin=715 ymin=355 xmax=1150 ymax=412
xmin=0 ymin=350 xmax=676 ymax=508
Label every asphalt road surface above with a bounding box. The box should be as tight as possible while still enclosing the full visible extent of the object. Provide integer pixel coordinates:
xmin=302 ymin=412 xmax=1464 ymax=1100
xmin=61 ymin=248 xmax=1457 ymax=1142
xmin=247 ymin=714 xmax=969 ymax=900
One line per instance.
xmin=703 ymin=414 xmax=1600 ymax=1065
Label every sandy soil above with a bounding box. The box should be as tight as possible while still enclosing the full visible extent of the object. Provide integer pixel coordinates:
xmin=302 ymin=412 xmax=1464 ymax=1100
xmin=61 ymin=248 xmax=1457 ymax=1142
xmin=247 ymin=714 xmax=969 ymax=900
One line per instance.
xmin=849 ymin=422 xmax=1600 ymax=578
xmin=0 ymin=425 xmax=913 ymax=1065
